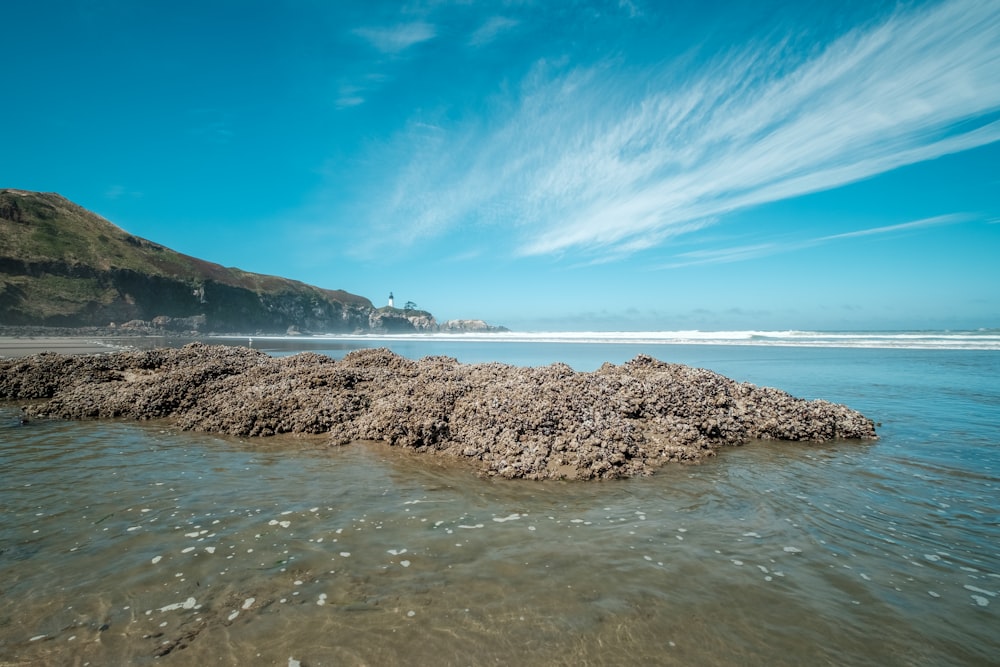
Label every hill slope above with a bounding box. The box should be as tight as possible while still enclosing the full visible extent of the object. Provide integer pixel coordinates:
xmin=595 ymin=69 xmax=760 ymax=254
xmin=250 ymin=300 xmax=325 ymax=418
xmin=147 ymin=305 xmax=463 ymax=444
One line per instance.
xmin=0 ymin=189 xmax=378 ymax=332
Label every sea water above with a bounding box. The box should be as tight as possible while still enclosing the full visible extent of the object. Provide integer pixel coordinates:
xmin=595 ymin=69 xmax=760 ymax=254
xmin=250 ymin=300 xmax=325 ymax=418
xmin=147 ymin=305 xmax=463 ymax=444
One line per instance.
xmin=1 ymin=332 xmax=998 ymax=666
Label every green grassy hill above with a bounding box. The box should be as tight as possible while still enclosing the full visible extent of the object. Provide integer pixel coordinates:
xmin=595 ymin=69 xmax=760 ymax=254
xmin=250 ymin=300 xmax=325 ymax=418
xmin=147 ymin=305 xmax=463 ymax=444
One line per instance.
xmin=0 ymin=189 xmax=375 ymax=332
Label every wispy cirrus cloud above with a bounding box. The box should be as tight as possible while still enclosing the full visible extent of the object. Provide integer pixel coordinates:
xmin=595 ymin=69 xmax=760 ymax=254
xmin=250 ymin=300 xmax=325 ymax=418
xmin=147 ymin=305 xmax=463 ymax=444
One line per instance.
xmin=104 ymin=184 xmax=143 ymax=201
xmin=336 ymin=94 xmax=366 ymax=109
xmin=335 ymin=21 xmax=437 ymax=110
xmin=818 ymin=215 xmax=966 ymax=241
xmin=468 ymin=16 xmax=519 ymax=47
xmin=354 ymin=21 xmax=436 ymax=54
xmin=664 ymin=243 xmax=780 ymax=268
xmin=339 ymin=22 xmax=437 ymax=109
xmin=360 ymin=0 xmax=1000 ymax=259
xmin=664 ymin=214 xmax=968 ymax=268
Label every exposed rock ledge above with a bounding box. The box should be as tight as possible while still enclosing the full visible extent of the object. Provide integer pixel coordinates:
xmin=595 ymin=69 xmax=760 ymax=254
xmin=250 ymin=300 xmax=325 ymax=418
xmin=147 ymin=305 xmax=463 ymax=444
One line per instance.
xmin=0 ymin=344 xmax=877 ymax=480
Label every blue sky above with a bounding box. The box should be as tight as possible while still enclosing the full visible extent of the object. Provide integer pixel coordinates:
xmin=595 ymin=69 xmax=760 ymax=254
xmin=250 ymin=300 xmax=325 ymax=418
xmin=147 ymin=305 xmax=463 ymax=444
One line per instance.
xmin=4 ymin=0 xmax=998 ymax=331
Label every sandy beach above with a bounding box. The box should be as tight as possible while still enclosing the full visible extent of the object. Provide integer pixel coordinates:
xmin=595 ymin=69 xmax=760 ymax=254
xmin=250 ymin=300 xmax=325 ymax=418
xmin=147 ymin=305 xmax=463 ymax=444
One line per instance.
xmin=0 ymin=336 xmax=129 ymax=358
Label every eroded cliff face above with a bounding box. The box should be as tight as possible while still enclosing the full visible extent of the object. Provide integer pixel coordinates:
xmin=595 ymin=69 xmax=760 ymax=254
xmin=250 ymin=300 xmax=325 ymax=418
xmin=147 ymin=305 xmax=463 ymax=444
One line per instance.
xmin=189 ymin=281 xmax=374 ymax=333
xmin=368 ymin=309 xmax=425 ymax=333
xmin=0 ymin=258 xmax=374 ymax=333
xmin=0 ymin=258 xmax=195 ymax=327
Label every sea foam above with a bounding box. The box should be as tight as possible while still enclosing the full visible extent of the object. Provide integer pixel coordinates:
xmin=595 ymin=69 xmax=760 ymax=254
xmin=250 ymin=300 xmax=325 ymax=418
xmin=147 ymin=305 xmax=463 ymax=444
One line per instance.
xmin=214 ymin=329 xmax=1000 ymax=351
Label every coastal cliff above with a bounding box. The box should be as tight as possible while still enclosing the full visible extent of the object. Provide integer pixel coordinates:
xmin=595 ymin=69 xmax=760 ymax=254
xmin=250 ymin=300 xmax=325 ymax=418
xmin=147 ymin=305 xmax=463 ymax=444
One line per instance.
xmin=0 ymin=189 xmax=503 ymax=335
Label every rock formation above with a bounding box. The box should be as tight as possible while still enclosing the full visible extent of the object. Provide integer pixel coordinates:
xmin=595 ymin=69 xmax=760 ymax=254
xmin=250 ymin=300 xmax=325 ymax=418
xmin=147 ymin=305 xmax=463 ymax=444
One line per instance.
xmin=0 ymin=344 xmax=877 ymax=480
xmin=367 ymin=308 xmax=508 ymax=334
xmin=438 ymin=319 xmax=504 ymax=332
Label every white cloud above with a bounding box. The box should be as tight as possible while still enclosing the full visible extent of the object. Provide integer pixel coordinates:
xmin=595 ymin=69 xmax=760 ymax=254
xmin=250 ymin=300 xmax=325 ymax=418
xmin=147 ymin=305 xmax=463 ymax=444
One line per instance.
xmin=104 ymin=184 xmax=142 ymax=201
xmin=819 ymin=214 xmax=966 ymax=241
xmin=468 ymin=16 xmax=519 ymax=47
xmin=360 ymin=0 xmax=1000 ymax=259
xmin=336 ymin=96 xmax=365 ymax=109
xmin=663 ymin=214 xmax=969 ymax=268
xmin=354 ymin=21 xmax=437 ymax=54
xmin=618 ymin=0 xmax=642 ymax=19
xmin=668 ymin=243 xmax=780 ymax=267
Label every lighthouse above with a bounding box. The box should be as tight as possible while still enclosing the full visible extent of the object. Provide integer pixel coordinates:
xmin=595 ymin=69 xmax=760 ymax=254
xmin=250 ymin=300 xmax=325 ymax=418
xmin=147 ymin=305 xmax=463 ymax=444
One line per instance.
xmin=388 ymin=292 xmax=394 ymax=308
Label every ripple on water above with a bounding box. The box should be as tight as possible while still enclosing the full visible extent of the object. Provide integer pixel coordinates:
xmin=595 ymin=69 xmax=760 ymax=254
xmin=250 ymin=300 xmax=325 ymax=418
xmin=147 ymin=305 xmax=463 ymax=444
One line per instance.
xmin=1 ymin=408 xmax=998 ymax=666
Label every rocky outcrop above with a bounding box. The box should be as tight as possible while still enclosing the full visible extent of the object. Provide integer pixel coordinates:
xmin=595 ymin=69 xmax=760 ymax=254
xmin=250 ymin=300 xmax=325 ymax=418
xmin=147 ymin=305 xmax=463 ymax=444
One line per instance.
xmin=439 ymin=319 xmax=507 ymax=332
xmin=0 ymin=195 xmax=24 ymax=223
xmin=116 ymin=315 xmax=209 ymax=334
xmin=0 ymin=345 xmax=877 ymax=480
xmin=367 ymin=309 xmax=426 ymax=333
xmin=366 ymin=309 xmax=508 ymax=334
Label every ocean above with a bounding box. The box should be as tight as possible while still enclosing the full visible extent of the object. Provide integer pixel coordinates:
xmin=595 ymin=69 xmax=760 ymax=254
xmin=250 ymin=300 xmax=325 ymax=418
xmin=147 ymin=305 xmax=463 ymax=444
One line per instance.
xmin=2 ymin=331 xmax=998 ymax=666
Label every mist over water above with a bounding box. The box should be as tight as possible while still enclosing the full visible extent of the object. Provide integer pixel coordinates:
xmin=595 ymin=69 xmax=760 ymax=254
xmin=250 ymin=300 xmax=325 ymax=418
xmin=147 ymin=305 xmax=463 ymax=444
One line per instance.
xmin=2 ymin=338 xmax=998 ymax=665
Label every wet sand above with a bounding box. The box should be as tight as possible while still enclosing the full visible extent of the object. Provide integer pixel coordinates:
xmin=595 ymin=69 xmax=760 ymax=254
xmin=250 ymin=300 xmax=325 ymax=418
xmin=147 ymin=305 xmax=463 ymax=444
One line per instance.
xmin=1 ymin=408 xmax=995 ymax=667
xmin=0 ymin=336 xmax=127 ymax=358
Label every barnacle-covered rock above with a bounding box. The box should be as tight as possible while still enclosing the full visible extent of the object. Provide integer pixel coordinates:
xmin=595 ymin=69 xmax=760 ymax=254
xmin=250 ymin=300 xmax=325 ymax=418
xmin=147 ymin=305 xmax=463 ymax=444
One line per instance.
xmin=0 ymin=345 xmax=877 ymax=479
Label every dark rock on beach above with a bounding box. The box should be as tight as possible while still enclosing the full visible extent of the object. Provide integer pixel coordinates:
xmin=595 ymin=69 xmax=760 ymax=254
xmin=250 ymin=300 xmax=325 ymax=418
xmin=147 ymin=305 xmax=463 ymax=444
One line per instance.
xmin=0 ymin=344 xmax=877 ymax=480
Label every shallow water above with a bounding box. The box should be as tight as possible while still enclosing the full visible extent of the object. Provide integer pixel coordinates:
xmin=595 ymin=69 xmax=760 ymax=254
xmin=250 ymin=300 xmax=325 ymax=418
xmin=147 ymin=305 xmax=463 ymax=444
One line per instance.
xmin=2 ymin=341 xmax=998 ymax=666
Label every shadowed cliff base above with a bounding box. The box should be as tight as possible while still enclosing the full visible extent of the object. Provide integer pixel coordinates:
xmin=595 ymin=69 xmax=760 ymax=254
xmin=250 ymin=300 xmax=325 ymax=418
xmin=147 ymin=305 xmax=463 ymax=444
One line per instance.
xmin=0 ymin=344 xmax=877 ymax=480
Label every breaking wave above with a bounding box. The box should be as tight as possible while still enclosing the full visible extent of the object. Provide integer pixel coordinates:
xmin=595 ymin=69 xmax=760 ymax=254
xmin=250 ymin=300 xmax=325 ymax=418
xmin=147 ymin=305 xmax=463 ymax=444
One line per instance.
xmin=269 ymin=329 xmax=1000 ymax=351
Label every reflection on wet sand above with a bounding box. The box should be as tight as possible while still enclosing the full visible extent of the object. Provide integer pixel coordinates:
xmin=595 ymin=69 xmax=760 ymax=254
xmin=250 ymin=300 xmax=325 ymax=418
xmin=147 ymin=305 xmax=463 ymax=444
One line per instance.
xmin=2 ymin=411 xmax=995 ymax=666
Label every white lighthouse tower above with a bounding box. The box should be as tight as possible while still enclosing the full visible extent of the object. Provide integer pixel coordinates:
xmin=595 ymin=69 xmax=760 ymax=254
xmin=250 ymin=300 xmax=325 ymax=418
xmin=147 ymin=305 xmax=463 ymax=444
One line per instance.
xmin=388 ymin=292 xmax=395 ymax=308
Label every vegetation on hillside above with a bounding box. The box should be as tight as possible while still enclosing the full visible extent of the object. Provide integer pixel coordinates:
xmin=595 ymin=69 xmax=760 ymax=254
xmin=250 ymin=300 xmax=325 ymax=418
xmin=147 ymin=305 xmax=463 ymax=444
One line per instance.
xmin=0 ymin=189 xmax=374 ymax=331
